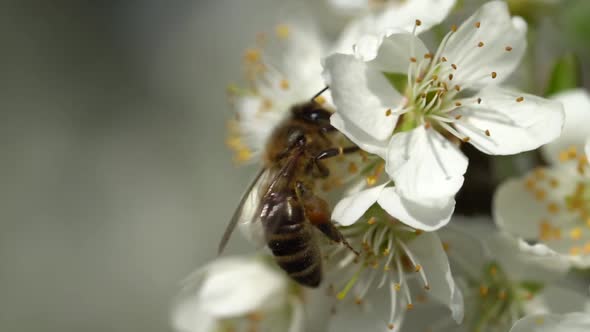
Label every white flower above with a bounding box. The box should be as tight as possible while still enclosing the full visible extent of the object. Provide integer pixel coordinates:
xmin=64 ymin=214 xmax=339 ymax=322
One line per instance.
xmin=541 ymin=89 xmax=590 ymax=165
xmin=415 ymin=217 xmax=585 ymax=332
xmin=494 ymin=90 xmax=590 ymax=268
xmin=324 ymin=1 xmax=564 ymax=210
xmin=227 ymin=22 xmax=330 ymax=162
xmin=172 ymin=256 xmax=303 ymax=332
xmin=509 ymin=313 xmax=590 ymax=332
xmin=331 ymin=0 xmax=457 ymax=54
xmin=326 ymin=204 xmax=463 ymax=331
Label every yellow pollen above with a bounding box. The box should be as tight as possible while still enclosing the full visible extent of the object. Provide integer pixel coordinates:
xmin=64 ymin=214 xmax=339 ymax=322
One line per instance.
xmin=451 ymin=63 xmax=457 ymax=70
xmin=534 ymin=189 xmax=546 ymax=201
xmin=414 ymin=264 xmax=422 ymax=272
xmin=586 ymin=218 xmax=590 ymax=228
xmin=534 ymin=168 xmax=546 ymax=180
xmin=491 ymin=72 xmax=497 ymax=79
xmin=547 ymin=203 xmax=560 ymax=214
xmin=570 ymin=228 xmax=582 ymax=240
xmin=244 ymin=48 xmax=261 ymax=63
xmin=348 ymin=162 xmax=358 ymax=174
xmin=367 ymin=217 xmax=376 ymax=225
xmin=516 ymin=96 xmax=525 ymax=102
xmin=479 ymin=285 xmax=489 ymax=296
xmin=236 ymin=149 xmax=253 ymax=162
xmin=583 ymin=242 xmax=590 ymax=254
xmin=442 ymin=242 xmax=450 ymax=252
xmin=275 ymin=24 xmax=290 ymax=39
xmin=410 ymin=57 xmax=417 ymax=63
xmin=478 ymin=41 xmax=484 ymax=47
xmin=477 ymin=97 xmax=482 ymax=104
xmin=570 ymin=246 xmax=581 ymax=255
xmin=406 ymin=303 xmax=414 ymax=310
xmin=475 ymin=21 xmax=481 ymax=28
xmin=505 ymin=46 xmax=513 ymax=51
xmin=450 ymin=24 xmax=457 ymax=32
xmin=280 ymin=79 xmax=290 ymax=90
xmin=490 ymin=266 xmax=498 ymax=276
xmin=525 ymin=178 xmax=536 ymax=191
xmin=385 ymin=109 xmax=392 ymax=116
xmin=485 ymin=129 xmax=491 ymax=136
xmin=314 ymin=95 xmax=326 ymax=105
xmin=455 ymin=115 xmax=462 ymax=120
xmin=415 ymin=19 xmax=422 ymax=26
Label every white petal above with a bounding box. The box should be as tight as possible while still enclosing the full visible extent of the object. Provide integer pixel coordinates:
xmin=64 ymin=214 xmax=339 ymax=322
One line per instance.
xmin=386 ymin=126 xmax=468 ymax=203
xmin=172 ymin=298 xmax=216 ymax=332
xmin=323 ymin=54 xmax=402 ymax=141
xmin=331 ymin=183 xmax=387 ymax=226
xmin=532 ymin=285 xmax=590 ymax=315
xmin=330 ymin=112 xmax=389 ymax=158
xmin=509 ymin=313 xmax=590 ymax=332
xmin=440 ymin=1 xmax=527 ymax=89
xmin=365 ymin=32 xmax=430 ymax=73
xmin=405 ymin=232 xmax=464 ymax=323
xmin=377 ymin=187 xmax=455 ymax=231
xmin=332 ymin=0 xmax=455 ymax=54
xmin=287 ymin=297 xmax=304 ymax=332
xmin=586 ymin=136 xmax=590 ymax=163
xmin=542 ymin=89 xmax=590 ymax=164
xmin=196 ymin=257 xmax=287 ymax=317
xmin=454 ymin=87 xmax=565 ymax=155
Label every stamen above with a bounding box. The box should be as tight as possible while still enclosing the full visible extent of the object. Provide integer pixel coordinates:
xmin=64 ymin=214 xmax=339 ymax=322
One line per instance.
xmin=451 ymin=63 xmax=457 ymax=70
xmin=491 ymin=72 xmax=497 ymax=79
xmin=475 ymin=21 xmax=481 ymax=28
xmin=275 ymin=24 xmax=290 ymax=39
xmin=478 ymin=41 xmax=485 ymax=48
xmin=505 ymin=46 xmax=513 ymax=51
xmin=280 ymin=79 xmax=289 ymax=90
xmin=516 ymin=96 xmax=524 ymax=102
xmin=485 ymin=129 xmax=491 ymax=136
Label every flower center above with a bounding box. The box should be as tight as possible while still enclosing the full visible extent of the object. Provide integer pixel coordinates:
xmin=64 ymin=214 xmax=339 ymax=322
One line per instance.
xmin=468 ymin=262 xmax=543 ymax=332
xmin=326 ymin=205 xmax=430 ymax=330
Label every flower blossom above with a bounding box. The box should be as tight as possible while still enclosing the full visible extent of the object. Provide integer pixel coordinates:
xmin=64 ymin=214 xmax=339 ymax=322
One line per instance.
xmin=494 ymin=89 xmax=590 ymax=268
xmin=226 ymin=22 xmax=330 ymax=163
xmin=410 ymin=217 xmax=586 ymax=332
xmin=172 ymin=256 xmax=304 ymax=332
xmin=326 ymin=204 xmax=463 ymax=331
xmin=324 ymin=1 xmax=565 ymax=228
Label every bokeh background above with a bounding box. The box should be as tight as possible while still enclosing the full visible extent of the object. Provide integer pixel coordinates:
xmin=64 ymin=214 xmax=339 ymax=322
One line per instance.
xmin=1 ymin=1 xmax=589 ymax=331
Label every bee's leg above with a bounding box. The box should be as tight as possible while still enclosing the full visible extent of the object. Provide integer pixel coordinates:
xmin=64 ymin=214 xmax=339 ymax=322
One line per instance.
xmin=312 ymin=146 xmax=360 ymax=178
xmin=295 ymin=182 xmax=359 ymax=256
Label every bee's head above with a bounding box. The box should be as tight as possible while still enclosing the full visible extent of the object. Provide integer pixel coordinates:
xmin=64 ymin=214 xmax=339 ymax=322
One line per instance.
xmin=291 ymin=101 xmax=332 ymax=127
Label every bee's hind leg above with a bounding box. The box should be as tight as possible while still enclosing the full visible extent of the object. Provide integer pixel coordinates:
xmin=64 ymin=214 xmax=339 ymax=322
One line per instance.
xmin=295 ymin=182 xmax=359 ymax=256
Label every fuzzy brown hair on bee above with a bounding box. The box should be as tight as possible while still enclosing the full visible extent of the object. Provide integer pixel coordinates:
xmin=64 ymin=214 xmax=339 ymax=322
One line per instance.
xmin=218 ymin=90 xmax=359 ymax=288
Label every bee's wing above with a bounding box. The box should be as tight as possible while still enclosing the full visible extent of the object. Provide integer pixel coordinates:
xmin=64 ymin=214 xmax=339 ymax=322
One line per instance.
xmin=217 ymin=168 xmax=271 ymax=254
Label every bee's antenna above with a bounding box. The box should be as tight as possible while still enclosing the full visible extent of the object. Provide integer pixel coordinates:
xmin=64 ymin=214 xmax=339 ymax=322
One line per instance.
xmin=311 ymin=86 xmax=329 ymax=102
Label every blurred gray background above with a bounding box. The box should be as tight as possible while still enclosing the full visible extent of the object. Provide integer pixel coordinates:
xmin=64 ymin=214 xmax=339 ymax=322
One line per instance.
xmin=1 ymin=1 xmax=588 ymax=332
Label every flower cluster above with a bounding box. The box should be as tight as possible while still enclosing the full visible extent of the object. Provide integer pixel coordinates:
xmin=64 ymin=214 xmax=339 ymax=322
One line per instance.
xmin=175 ymin=1 xmax=590 ymax=332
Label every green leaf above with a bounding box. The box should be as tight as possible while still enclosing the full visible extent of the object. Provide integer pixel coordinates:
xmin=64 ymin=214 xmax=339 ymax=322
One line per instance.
xmin=545 ymin=53 xmax=581 ymax=96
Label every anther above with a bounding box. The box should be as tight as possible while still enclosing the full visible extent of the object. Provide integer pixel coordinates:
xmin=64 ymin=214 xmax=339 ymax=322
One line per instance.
xmin=455 ymin=101 xmax=462 ymax=106
xmin=385 ymin=109 xmax=392 ymax=116
xmin=485 ymin=129 xmax=490 ymax=136
xmin=280 ymin=79 xmax=290 ymax=90
xmin=475 ymin=21 xmax=481 ymax=28
xmin=424 ymin=122 xmax=431 ymax=129
xmin=275 ymin=24 xmax=290 ymax=39
xmin=432 ymin=74 xmax=438 ymax=80
xmin=367 ymin=217 xmax=376 ymax=225
xmin=394 ymin=283 xmax=401 ymax=291
xmin=415 ymin=19 xmax=422 ymax=26
xmin=462 ymin=137 xmax=471 ymax=143
xmin=406 ymin=304 xmax=414 ymax=310
xmin=451 ymin=24 xmax=457 ymax=32
xmin=477 ymin=97 xmax=482 ymax=104
xmin=448 ymin=73 xmax=454 ymax=80
xmin=479 ymin=285 xmax=489 ymax=296
xmin=491 ymin=72 xmax=497 ymax=79
xmin=451 ymin=63 xmax=457 ymax=70
xmin=478 ymin=41 xmax=484 ymax=47
xmin=570 ymin=228 xmax=582 ymax=240
xmin=547 ymin=203 xmax=559 ymax=214
xmin=441 ymin=56 xmax=448 ymax=62
xmin=454 ymin=85 xmax=461 ymax=92
xmin=516 ymin=96 xmax=524 ymax=102
xmin=414 ymin=264 xmax=422 ymax=272
xmin=424 ymin=53 xmax=433 ymax=59
xmin=388 ymin=323 xmax=395 ymax=330
xmin=314 ymin=95 xmax=326 ymax=105
xmin=505 ymin=46 xmax=513 ymax=51
xmin=455 ymin=115 xmax=462 ymax=120
xmin=410 ymin=57 xmax=417 ymax=63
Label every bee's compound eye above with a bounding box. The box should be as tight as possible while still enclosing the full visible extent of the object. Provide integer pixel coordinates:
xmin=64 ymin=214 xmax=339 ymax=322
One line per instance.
xmin=287 ymin=128 xmax=306 ymax=146
xmin=305 ymin=109 xmax=331 ymax=123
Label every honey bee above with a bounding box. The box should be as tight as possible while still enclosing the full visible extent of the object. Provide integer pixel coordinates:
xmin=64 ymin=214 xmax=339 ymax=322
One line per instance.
xmin=218 ymin=89 xmax=359 ymax=288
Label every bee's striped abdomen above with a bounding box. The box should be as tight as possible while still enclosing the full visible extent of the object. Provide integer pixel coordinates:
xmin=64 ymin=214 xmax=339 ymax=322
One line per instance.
xmin=264 ymin=197 xmax=322 ymax=288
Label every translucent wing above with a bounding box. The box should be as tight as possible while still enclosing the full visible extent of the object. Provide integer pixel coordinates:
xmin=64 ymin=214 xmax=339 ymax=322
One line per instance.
xmin=217 ymin=168 xmax=272 ymax=254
